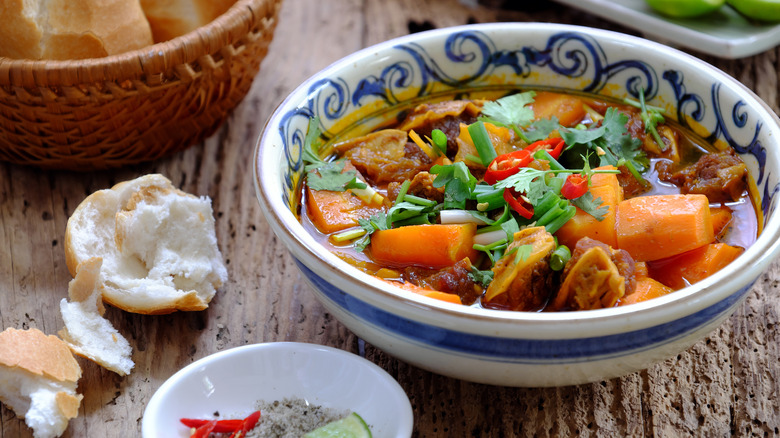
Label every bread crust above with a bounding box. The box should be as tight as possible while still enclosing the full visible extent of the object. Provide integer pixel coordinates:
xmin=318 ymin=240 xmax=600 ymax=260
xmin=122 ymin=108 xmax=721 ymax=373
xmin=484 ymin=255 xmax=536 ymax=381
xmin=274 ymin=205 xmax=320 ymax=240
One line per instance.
xmin=0 ymin=328 xmax=81 ymax=384
xmin=140 ymin=0 xmax=236 ymax=42
xmin=0 ymin=0 xmax=153 ymax=60
xmin=65 ymin=174 xmax=227 ymax=315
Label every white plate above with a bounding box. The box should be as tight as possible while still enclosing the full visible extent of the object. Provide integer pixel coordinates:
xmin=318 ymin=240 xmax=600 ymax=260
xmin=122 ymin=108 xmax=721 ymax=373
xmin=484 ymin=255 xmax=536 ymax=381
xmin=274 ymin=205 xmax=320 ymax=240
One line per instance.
xmin=552 ymin=0 xmax=780 ymax=58
xmin=142 ymin=342 xmax=413 ymax=438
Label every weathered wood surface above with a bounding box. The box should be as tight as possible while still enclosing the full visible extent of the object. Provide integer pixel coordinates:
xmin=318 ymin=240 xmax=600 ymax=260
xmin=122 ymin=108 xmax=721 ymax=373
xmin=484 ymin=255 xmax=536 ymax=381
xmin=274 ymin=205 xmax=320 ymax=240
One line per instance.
xmin=1 ymin=0 xmax=779 ymax=436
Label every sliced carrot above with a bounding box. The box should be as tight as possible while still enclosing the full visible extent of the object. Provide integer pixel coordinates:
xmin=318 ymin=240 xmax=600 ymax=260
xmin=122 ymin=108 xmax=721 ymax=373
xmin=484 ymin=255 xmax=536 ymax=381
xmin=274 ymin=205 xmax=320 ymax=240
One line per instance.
xmin=647 ymin=243 xmax=744 ymax=290
xmin=710 ymin=206 xmax=733 ymax=238
xmin=306 ymin=188 xmax=382 ymax=234
xmin=555 ymin=184 xmax=619 ymax=249
xmin=619 ymin=277 xmax=674 ymax=306
xmin=369 ymin=224 xmax=478 ymax=269
xmin=616 ymin=194 xmax=714 ymax=262
xmin=531 ymin=91 xmax=586 ymax=127
xmin=381 ymin=279 xmax=463 ymax=305
xmin=589 ymin=165 xmax=623 ymax=202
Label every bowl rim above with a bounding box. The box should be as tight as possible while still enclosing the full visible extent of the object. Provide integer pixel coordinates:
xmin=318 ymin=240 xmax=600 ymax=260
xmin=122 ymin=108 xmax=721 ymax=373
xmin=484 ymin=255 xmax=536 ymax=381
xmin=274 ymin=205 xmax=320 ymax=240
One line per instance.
xmin=255 ymin=22 xmax=780 ymax=337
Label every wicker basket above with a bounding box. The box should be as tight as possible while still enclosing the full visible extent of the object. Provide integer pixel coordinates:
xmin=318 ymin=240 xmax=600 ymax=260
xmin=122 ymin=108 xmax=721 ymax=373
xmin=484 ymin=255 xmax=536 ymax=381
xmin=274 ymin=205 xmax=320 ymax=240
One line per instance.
xmin=0 ymin=0 xmax=282 ymax=170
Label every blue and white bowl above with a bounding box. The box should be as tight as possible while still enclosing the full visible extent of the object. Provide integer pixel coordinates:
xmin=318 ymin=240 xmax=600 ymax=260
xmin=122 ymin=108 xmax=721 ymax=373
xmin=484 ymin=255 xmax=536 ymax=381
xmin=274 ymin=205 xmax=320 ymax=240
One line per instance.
xmin=254 ymin=23 xmax=780 ymax=387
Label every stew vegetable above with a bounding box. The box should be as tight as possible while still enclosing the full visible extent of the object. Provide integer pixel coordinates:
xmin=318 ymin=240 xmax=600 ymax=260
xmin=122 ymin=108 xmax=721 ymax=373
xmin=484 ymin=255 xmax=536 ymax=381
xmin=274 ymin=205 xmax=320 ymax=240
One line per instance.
xmin=298 ymin=90 xmax=756 ymax=311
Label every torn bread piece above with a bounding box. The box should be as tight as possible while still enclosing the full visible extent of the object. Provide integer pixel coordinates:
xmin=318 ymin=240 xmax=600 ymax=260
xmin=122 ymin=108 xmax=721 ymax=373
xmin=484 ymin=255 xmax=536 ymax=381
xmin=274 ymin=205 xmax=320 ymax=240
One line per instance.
xmin=59 ymin=257 xmax=134 ymax=376
xmin=64 ymin=174 xmax=228 ymax=315
xmin=0 ymin=328 xmax=82 ymax=438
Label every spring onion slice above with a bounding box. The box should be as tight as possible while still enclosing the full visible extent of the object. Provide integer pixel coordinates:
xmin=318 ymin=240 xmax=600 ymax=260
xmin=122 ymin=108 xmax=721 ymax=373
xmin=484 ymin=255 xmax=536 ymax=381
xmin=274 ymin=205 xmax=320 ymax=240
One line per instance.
xmin=473 ymin=229 xmax=507 ymax=246
xmin=467 ymin=121 xmax=497 ymax=166
xmin=440 ymin=210 xmax=493 ymax=225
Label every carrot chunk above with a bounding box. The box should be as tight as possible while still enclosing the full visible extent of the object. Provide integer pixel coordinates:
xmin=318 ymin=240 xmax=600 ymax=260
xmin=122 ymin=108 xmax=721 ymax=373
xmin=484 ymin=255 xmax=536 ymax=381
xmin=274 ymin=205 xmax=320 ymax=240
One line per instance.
xmin=616 ymin=194 xmax=714 ymax=262
xmin=555 ymin=185 xmax=619 ymax=249
xmin=710 ymin=206 xmax=733 ymax=238
xmin=369 ymin=224 xmax=478 ymax=269
xmin=381 ymin=279 xmax=463 ymax=305
xmin=530 ymin=91 xmax=586 ymax=127
xmin=306 ymin=188 xmax=382 ymax=234
xmin=619 ymin=277 xmax=674 ymax=306
xmin=647 ymin=243 xmax=744 ymax=290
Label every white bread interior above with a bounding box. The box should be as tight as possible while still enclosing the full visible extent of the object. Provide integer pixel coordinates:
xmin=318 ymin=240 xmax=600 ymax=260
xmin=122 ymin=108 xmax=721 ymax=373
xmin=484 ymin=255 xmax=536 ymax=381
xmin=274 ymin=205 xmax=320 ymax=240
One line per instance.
xmin=139 ymin=0 xmax=237 ymax=42
xmin=59 ymin=257 xmax=134 ymax=376
xmin=64 ymin=174 xmax=228 ymax=315
xmin=0 ymin=0 xmax=153 ymax=60
xmin=0 ymin=328 xmax=82 ymax=438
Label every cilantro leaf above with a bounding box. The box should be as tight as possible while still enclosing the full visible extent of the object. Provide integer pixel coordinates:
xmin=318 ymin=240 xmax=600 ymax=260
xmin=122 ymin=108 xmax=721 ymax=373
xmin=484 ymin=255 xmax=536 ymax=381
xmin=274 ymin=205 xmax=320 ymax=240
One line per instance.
xmin=559 ymin=107 xmax=648 ymax=183
xmin=479 ymin=91 xmax=536 ymax=129
xmin=523 ymin=117 xmax=560 ymax=143
xmin=354 ymin=212 xmax=389 ymax=251
xmin=302 ymin=117 xmax=324 ymax=166
xmin=493 ymin=167 xmax=549 ymax=194
xmin=468 ymin=267 xmax=494 ymax=288
xmin=431 ymin=162 xmax=477 ymax=191
xmin=307 ymin=160 xmax=364 ymax=192
xmin=572 ymin=191 xmax=609 ymax=221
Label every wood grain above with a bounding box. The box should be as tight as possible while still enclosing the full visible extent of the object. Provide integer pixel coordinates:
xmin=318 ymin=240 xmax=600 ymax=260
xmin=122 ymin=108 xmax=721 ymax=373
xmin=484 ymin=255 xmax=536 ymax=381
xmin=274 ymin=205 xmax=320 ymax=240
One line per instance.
xmin=0 ymin=0 xmax=778 ymax=436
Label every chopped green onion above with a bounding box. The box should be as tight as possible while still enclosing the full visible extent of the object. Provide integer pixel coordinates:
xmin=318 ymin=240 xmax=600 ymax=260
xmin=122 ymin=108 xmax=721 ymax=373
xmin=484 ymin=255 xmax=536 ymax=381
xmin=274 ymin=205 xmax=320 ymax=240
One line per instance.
xmin=431 ymin=129 xmax=448 ymax=154
xmin=467 ymin=121 xmax=498 ymax=166
xmin=473 ymin=238 xmax=509 ymax=252
xmin=473 ymin=230 xmax=507 ymax=246
xmin=475 ymin=188 xmax=505 ymax=211
xmin=550 ymin=245 xmax=571 ymax=271
xmin=532 ymin=191 xmax=562 ymax=221
xmin=440 ymin=210 xmax=491 ymax=225
xmin=544 ymin=205 xmax=577 ymax=234
xmin=464 ymin=154 xmax=483 ymax=166
xmin=535 ymin=199 xmax=569 ymax=227
xmin=403 ymin=194 xmax=437 ymax=207
xmin=394 ymin=179 xmax=411 ymax=205
xmin=533 ymin=149 xmax=565 ymax=171
xmin=332 ymin=228 xmax=367 ymax=243
xmin=545 ymin=175 xmax=565 ymax=194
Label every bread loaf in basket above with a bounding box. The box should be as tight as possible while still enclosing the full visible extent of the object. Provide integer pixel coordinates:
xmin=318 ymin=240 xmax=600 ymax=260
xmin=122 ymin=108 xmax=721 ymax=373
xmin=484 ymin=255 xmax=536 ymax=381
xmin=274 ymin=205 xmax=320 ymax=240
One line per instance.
xmin=0 ymin=0 xmax=282 ymax=170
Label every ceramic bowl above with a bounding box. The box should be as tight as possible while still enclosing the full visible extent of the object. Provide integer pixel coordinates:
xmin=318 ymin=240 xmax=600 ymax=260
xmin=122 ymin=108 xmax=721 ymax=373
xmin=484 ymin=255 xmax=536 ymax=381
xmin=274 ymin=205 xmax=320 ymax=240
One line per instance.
xmin=254 ymin=23 xmax=780 ymax=387
xmin=141 ymin=342 xmax=413 ymax=437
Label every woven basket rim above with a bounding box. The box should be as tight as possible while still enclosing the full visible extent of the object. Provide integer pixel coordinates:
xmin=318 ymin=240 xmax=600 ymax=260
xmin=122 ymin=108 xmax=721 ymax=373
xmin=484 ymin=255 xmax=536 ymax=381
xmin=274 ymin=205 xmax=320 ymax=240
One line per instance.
xmin=0 ymin=0 xmax=280 ymax=87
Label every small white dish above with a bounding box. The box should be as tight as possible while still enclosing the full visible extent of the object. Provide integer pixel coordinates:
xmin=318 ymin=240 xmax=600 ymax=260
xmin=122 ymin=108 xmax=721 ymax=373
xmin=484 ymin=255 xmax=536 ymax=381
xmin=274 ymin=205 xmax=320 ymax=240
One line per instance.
xmin=552 ymin=0 xmax=780 ymax=59
xmin=142 ymin=342 xmax=413 ymax=438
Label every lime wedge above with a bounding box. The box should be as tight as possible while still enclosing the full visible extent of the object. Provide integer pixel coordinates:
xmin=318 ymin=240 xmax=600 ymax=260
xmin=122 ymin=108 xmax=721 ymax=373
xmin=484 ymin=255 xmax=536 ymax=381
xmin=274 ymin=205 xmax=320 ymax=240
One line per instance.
xmin=727 ymin=0 xmax=780 ymax=22
xmin=303 ymin=412 xmax=372 ymax=438
xmin=645 ymin=0 xmax=726 ymax=17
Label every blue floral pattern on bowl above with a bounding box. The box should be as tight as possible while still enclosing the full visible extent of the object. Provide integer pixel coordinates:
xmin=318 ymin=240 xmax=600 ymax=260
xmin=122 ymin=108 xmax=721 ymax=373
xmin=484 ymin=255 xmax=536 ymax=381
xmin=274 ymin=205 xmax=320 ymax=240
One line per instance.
xmin=278 ymin=29 xmax=778 ymax=220
xmin=256 ymin=23 xmax=780 ymax=386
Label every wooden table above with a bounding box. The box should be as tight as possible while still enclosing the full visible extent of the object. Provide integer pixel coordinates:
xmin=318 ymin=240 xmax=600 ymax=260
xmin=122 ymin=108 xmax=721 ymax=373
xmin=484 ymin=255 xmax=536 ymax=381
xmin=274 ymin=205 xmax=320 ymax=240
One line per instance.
xmin=2 ymin=0 xmax=779 ymax=436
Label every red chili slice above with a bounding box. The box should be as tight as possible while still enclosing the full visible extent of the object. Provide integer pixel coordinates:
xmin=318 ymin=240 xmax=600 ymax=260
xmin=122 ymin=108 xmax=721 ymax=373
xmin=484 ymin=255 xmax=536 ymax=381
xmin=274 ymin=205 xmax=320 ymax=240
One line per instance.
xmin=503 ymin=188 xmax=534 ymax=219
xmin=229 ymin=411 xmax=262 ymax=438
xmin=190 ymin=420 xmax=217 ymax=438
xmin=484 ymin=149 xmax=533 ymax=184
xmin=526 ymin=137 xmax=566 ymax=160
xmin=561 ymin=174 xmax=589 ymax=199
xmin=180 ymin=418 xmax=243 ymax=432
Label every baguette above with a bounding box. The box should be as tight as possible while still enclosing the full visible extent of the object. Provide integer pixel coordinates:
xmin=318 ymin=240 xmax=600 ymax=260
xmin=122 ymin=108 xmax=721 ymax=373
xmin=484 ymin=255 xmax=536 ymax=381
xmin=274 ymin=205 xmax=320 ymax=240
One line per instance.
xmin=0 ymin=0 xmax=154 ymax=60
xmin=0 ymin=328 xmax=82 ymax=438
xmin=59 ymin=257 xmax=134 ymax=376
xmin=140 ymin=0 xmax=237 ymax=42
xmin=65 ymin=174 xmax=228 ymax=315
